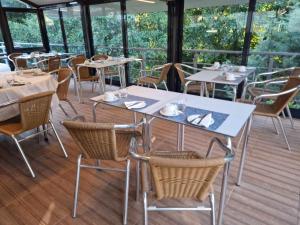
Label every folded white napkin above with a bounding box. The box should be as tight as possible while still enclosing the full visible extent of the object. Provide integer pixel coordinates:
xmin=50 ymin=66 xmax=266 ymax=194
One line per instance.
xmin=124 ymin=101 xmax=146 ymax=109
xmin=189 ymin=113 xmax=213 ymax=128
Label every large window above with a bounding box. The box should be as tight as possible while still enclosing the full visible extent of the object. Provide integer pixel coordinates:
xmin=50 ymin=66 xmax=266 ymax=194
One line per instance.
xmin=127 ymin=0 xmax=168 ymax=83
xmin=183 ymin=0 xmax=248 ymax=67
xmin=248 ymin=0 xmax=300 ymax=72
xmin=90 ymin=3 xmax=123 ymax=56
xmin=61 ymin=6 xmax=85 ymax=54
xmin=44 ymin=9 xmax=64 ymax=52
xmin=6 ymin=12 xmax=43 ymax=49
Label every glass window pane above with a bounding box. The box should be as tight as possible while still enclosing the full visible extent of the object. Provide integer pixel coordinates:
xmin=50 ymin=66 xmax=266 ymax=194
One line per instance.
xmin=183 ymin=1 xmax=248 ymax=67
xmin=90 ymin=3 xmax=123 ymax=56
xmin=127 ymin=0 xmax=168 ymax=83
xmin=1 ymin=0 xmax=32 ymax=8
xmin=249 ymin=0 xmax=300 ymax=72
xmin=61 ymin=6 xmax=85 ymax=54
xmin=6 ymin=12 xmax=43 ymax=48
xmin=44 ymin=9 xmax=65 ymax=52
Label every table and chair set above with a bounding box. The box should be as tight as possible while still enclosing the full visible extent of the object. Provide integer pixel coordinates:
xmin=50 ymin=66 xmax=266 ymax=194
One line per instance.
xmin=0 ymin=56 xmax=299 ymax=225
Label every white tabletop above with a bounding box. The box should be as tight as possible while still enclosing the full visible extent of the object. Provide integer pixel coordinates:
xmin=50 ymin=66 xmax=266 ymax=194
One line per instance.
xmin=16 ymin=53 xmax=74 ymax=60
xmin=78 ymin=57 xmax=142 ymax=69
xmin=186 ymin=68 xmax=256 ymax=86
xmin=91 ymin=86 xmax=255 ymax=137
xmin=0 ymin=71 xmax=58 ymax=122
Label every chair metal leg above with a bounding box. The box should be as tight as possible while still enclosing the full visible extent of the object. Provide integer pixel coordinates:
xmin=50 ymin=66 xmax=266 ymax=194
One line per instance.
xmin=59 ymin=103 xmax=69 ymax=116
xmin=136 ymin=160 xmax=140 ymax=201
xmin=143 ymin=192 xmax=148 ymax=225
xmin=162 ymin=81 xmax=168 ymax=91
xmin=66 ymin=100 xmax=79 ymax=115
xmin=11 ymin=135 xmax=36 ymax=178
xmin=49 ymin=121 xmax=68 ymax=158
xmin=276 ymin=116 xmax=291 ymax=151
xmin=73 ymin=154 xmax=82 ymax=218
xmin=42 ymin=124 xmax=48 ymax=142
xmin=209 ymin=193 xmax=216 ymax=225
xmin=271 ymin=117 xmax=279 ymax=135
xmin=123 ymin=159 xmax=131 ymax=225
xmin=286 ymin=106 xmax=294 ymax=128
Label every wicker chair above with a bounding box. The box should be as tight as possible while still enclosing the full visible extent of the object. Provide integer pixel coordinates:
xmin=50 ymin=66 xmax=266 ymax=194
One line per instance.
xmin=244 ymin=76 xmax=300 ymax=151
xmin=68 ymin=55 xmax=99 ymax=102
xmin=91 ymin=54 xmax=121 ymax=87
xmin=137 ymin=63 xmax=172 ymax=91
xmin=0 ymin=91 xmax=68 ymax=178
xmin=37 ymin=56 xmax=61 ymax=73
xmin=8 ymin=53 xmax=28 ymax=70
xmin=130 ymin=137 xmax=234 ymax=225
xmin=62 ymin=120 xmax=145 ymax=225
xmin=50 ymin=68 xmax=82 ymax=120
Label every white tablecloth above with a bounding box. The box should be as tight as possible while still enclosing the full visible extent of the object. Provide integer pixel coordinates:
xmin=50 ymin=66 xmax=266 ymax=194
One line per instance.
xmin=0 ymin=71 xmax=58 ymax=122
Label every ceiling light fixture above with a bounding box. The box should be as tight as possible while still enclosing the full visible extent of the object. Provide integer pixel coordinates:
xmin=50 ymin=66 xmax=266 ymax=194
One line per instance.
xmin=136 ymin=0 xmax=156 ymax=3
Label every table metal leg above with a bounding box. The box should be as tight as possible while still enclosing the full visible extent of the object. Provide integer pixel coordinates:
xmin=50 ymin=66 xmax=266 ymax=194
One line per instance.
xmin=232 ymin=86 xmax=237 ymax=102
xmin=236 ymin=115 xmax=253 ymax=186
xmin=92 ymin=102 xmax=100 ymax=122
xmin=217 ymin=136 xmax=232 ymax=225
xmin=200 ymin=82 xmax=205 ymax=96
xmin=177 ymin=124 xmax=185 ymax=151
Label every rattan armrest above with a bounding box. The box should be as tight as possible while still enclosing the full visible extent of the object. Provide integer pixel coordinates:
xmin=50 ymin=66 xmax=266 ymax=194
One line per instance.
xmin=255 ymin=68 xmax=293 ymax=81
xmin=49 ymin=69 xmax=60 ymax=75
xmin=254 ymin=85 xmax=300 ymax=103
xmin=57 ymin=74 xmax=73 ymax=85
xmin=206 ymin=137 xmax=234 ymax=162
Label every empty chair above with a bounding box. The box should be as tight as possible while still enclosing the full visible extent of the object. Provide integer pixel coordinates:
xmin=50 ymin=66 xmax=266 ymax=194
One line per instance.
xmin=68 ymin=55 xmax=99 ymax=102
xmin=245 ymin=76 xmax=300 ymax=151
xmin=137 ymin=63 xmax=172 ymax=91
xmin=37 ymin=56 xmax=61 ymax=73
xmin=8 ymin=53 xmax=28 ymax=70
xmin=50 ymin=68 xmax=81 ymax=119
xmin=174 ymin=63 xmax=208 ymax=95
xmin=0 ymin=91 xmax=68 ymax=178
xmin=130 ymin=137 xmax=234 ymax=225
xmin=91 ymin=54 xmax=121 ymax=87
xmin=62 ymin=120 xmax=144 ymax=225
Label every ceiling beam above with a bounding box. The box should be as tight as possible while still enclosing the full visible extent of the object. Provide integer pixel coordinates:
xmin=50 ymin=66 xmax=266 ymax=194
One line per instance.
xmin=19 ymin=0 xmax=39 ymax=8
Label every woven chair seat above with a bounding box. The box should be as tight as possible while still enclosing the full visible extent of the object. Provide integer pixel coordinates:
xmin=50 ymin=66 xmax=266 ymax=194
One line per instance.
xmin=77 ymin=75 xmax=99 ymax=82
xmin=0 ymin=116 xmax=23 ymax=135
xmin=138 ymin=76 xmax=159 ymax=85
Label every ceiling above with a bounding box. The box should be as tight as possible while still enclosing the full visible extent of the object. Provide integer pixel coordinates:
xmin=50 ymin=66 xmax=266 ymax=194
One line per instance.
xmin=26 ymin=0 xmax=73 ymax=6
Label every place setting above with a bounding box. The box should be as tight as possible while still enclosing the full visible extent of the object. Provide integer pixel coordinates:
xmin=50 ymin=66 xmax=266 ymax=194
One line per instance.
xmin=156 ymin=100 xmax=229 ymax=131
xmin=99 ymin=89 xmax=158 ymax=111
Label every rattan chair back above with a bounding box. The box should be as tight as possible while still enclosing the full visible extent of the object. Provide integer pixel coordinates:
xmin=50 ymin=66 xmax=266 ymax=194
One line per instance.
xmin=273 ymin=76 xmax=300 ymax=114
xmin=157 ymin=63 xmax=172 ymax=83
xmin=63 ymin=121 xmax=122 ymax=161
xmin=8 ymin=53 xmax=28 ymax=69
xmin=48 ymin=56 xmax=61 ymax=72
xmin=19 ymin=91 xmax=54 ymax=132
xmin=174 ymin=63 xmax=186 ymax=84
xmin=92 ymin=54 xmax=108 ymax=61
xmin=291 ymin=67 xmax=300 ymax=77
xmin=149 ymin=155 xmax=225 ymax=201
xmin=69 ymin=55 xmax=90 ymax=79
xmin=57 ymin=68 xmax=72 ymax=101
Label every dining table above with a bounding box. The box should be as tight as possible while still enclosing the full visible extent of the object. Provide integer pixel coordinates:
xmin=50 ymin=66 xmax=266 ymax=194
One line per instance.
xmin=90 ymin=85 xmax=255 ymax=225
xmin=76 ymin=57 xmax=142 ymax=102
xmin=0 ymin=69 xmax=58 ymax=122
xmin=186 ymin=67 xmax=256 ymax=101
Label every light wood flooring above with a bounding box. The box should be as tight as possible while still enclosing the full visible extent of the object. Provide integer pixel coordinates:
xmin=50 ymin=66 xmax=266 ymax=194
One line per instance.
xmin=0 ymin=83 xmax=299 ymax=225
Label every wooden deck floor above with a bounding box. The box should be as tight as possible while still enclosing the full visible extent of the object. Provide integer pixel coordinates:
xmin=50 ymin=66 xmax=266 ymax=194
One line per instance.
xmin=0 ymin=84 xmax=300 ymax=225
